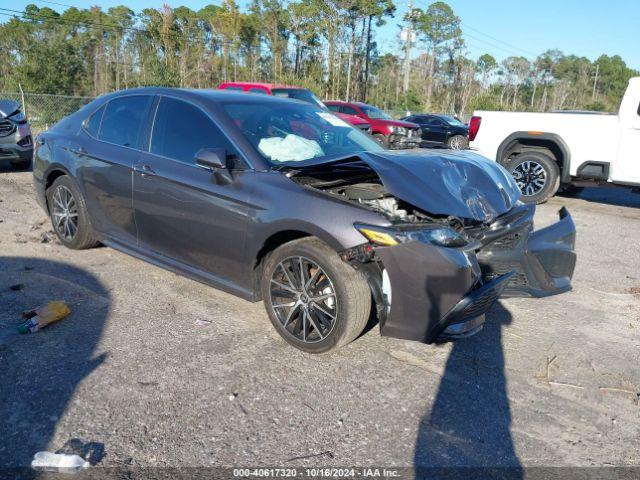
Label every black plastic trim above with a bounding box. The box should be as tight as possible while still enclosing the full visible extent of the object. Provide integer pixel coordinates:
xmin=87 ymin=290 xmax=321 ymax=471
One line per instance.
xmin=576 ymin=161 xmax=610 ymax=180
xmin=430 ymin=271 xmax=514 ymax=341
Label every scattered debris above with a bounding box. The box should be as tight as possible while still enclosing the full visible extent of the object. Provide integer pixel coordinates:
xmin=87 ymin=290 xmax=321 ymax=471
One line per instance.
xmin=286 ymin=451 xmax=334 ymax=463
xmin=194 ymin=319 xmax=212 ymax=327
xmin=31 ymin=451 xmax=89 ymax=473
xmin=535 ymin=355 xmax=557 ymax=385
xmin=9 ymin=283 xmax=25 ymax=291
xmin=137 ymin=381 xmax=158 ymax=387
xmin=625 ymin=286 xmax=640 ymax=295
xmin=40 ymin=232 xmax=51 ymax=243
xmin=388 ymin=350 xmax=439 ymax=375
xmin=56 ymin=439 xmax=106 ymax=466
xmin=535 ymin=356 xmax=584 ymax=390
xmin=18 ymin=300 xmax=71 ymax=334
xmin=599 ymin=386 xmax=640 ymax=404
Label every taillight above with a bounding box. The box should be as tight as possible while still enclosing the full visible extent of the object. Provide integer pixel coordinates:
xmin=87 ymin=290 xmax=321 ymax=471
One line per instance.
xmin=468 ymin=116 xmax=481 ymax=141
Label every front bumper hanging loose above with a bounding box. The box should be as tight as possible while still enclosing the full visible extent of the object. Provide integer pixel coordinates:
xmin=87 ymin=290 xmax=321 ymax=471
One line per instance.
xmin=374 ymin=207 xmax=577 ymax=344
xmin=477 ymin=207 xmax=576 ymax=298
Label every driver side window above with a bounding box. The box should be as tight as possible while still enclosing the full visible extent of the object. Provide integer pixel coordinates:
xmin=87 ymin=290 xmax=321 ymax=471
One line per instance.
xmin=151 ymin=97 xmax=241 ymax=168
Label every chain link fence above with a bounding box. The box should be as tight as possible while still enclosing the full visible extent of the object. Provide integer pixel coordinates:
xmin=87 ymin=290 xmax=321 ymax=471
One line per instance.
xmin=1 ymin=91 xmax=473 ymax=135
xmin=0 ymin=92 xmax=94 ymax=135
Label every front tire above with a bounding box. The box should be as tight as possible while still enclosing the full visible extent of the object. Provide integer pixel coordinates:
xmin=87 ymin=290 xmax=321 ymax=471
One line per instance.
xmin=46 ymin=175 xmax=100 ymax=249
xmin=261 ymin=238 xmax=371 ymax=354
xmin=447 ymin=135 xmax=468 ymax=150
xmin=506 ymin=151 xmax=560 ymax=204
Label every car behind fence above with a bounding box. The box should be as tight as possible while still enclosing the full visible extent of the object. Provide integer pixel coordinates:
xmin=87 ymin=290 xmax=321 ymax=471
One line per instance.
xmin=0 ymin=92 xmax=94 ymax=136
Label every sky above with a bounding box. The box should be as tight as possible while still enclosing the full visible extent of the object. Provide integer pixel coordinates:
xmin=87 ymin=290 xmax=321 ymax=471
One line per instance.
xmin=5 ymin=0 xmax=640 ymax=70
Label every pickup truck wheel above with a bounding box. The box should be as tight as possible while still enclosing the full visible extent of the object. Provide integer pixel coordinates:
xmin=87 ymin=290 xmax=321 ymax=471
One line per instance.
xmin=261 ymin=238 xmax=371 ymax=354
xmin=506 ymin=152 xmax=560 ymax=204
xmin=447 ymin=135 xmax=468 ymax=150
xmin=373 ymin=133 xmax=388 ymax=148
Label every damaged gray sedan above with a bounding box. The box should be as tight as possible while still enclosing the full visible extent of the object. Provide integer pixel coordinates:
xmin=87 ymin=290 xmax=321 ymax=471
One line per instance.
xmin=33 ymin=88 xmax=576 ymax=353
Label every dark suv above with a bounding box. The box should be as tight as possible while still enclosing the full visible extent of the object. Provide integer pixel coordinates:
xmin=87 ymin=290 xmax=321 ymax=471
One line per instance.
xmin=0 ymin=100 xmax=33 ymax=169
xmin=401 ymin=114 xmax=469 ymax=150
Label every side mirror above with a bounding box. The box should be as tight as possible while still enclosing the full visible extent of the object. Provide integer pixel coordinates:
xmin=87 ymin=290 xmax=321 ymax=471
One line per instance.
xmin=194 ymin=148 xmax=233 ymax=185
xmin=195 ymin=148 xmax=227 ymax=170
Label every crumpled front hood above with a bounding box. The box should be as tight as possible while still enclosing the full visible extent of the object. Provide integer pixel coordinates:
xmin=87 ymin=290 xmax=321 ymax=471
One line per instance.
xmin=0 ymin=99 xmax=20 ymax=119
xmin=361 ymin=150 xmax=521 ymax=222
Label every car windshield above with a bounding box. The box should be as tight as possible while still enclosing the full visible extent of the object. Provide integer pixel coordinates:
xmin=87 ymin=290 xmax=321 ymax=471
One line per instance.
xmin=442 ymin=115 xmax=466 ymax=127
xmin=221 ymin=101 xmax=384 ymax=165
xmin=271 ymin=88 xmax=325 ymax=109
xmin=359 ymin=105 xmax=392 ymax=120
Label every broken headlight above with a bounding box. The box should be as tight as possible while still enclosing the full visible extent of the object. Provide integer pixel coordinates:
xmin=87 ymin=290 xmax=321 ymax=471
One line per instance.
xmin=390 ymin=126 xmax=406 ymax=135
xmin=356 ymin=224 xmax=468 ymax=248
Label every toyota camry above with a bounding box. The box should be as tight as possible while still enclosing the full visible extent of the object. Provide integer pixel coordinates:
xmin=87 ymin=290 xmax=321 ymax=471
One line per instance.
xmin=33 ymin=88 xmax=576 ymax=353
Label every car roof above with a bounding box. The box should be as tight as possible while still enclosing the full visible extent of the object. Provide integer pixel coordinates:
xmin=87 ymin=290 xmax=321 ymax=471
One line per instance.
xmin=412 ymin=113 xmax=451 ymax=119
xmin=219 ymin=82 xmax=304 ymax=90
xmin=99 ymin=87 xmax=308 ymax=107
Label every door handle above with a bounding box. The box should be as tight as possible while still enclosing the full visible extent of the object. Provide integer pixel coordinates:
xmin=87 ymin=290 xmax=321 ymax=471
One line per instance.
xmin=136 ymin=164 xmax=156 ymax=177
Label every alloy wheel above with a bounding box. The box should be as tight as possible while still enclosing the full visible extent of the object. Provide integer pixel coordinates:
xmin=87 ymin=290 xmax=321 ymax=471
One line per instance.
xmin=269 ymin=256 xmax=338 ymax=344
xmin=512 ymin=160 xmax=547 ymax=196
xmin=51 ymin=185 xmax=79 ymax=241
xmin=449 ymin=136 xmax=464 ymax=149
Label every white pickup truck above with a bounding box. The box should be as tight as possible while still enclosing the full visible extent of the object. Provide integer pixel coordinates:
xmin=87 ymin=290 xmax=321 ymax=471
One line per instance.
xmin=469 ymin=76 xmax=640 ymax=203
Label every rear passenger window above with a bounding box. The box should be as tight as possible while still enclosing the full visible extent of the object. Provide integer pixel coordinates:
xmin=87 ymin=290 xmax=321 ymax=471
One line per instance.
xmin=248 ymin=88 xmax=268 ymax=94
xmin=85 ymin=104 xmax=105 ymax=137
xmin=99 ymin=95 xmax=153 ymax=149
xmin=151 ymin=97 xmax=237 ymax=166
xmin=341 ymin=106 xmax=359 ymax=116
xmin=326 ymin=105 xmax=340 ymax=112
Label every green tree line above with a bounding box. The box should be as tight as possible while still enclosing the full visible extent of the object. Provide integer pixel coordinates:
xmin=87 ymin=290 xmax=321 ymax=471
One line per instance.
xmin=0 ymin=1 xmax=637 ymax=115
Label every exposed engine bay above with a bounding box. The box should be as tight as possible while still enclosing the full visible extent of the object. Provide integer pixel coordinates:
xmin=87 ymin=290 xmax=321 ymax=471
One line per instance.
xmin=288 ymin=161 xmax=469 ymax=231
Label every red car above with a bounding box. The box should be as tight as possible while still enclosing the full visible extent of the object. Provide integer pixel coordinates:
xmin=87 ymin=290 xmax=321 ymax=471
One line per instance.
xmin=218 ymin=82 xmax=372 ymax=134
xmin=325 ymin=101 xmax=421 ymax=149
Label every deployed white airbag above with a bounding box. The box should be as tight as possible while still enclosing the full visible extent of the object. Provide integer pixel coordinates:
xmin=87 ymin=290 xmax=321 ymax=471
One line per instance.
xmin=258 ymin=134 xmax=324 ymax=162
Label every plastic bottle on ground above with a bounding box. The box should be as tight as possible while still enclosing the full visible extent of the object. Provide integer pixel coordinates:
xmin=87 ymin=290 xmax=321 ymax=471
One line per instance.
xmin=31 ymin=451 xmax=89 ymax=472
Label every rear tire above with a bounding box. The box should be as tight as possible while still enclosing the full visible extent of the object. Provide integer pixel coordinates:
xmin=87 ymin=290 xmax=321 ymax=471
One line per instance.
xmin=447 ymin=135 xmax=468 ymax=150
xmin=506 ymin=151 xmax=560 ymax=204
xmin=46 ymin=175 xmax=100 ymax=250
xmin=261 ymin=238 xmax=371 ymax=354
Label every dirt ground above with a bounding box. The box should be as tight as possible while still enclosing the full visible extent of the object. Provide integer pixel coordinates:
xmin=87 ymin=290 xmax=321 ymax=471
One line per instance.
xmin=1 ymin=165 xmax=639 ymax=473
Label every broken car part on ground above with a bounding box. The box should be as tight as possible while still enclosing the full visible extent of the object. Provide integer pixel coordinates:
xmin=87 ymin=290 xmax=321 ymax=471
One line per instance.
xmin=33 ymin=88 xmax=576 ymax=353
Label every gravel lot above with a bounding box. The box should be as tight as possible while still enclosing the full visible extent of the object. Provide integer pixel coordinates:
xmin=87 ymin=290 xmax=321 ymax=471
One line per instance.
xmin=1 ymin=166 xmax=639 ymax=472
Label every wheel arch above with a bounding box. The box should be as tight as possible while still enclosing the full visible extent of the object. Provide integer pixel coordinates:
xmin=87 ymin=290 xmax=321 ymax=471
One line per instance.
xmin=43 ymin=166 xmax=72 ymax=213
xmin=250 ymin=226 xmax=347 ymax=300
xmin=496 ymin=132 xmax=571 ymax=183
